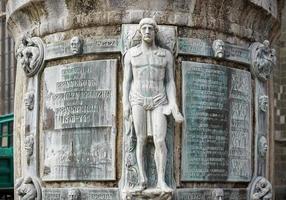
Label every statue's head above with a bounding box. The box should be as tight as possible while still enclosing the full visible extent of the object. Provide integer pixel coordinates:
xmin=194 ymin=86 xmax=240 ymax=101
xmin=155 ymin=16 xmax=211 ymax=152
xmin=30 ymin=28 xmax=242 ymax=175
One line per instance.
xmin=24 ymin=92 xmax=34 ymax=110
xmin=70 ymin=36 xmax=82 ymax=54
xmin=138 ymin=18 xmax=158 ymax=44
xmin=68 ymin=188 xmax=81 ymax=200
xmin=259 ymin=95 xmax=268 ymax=112
xmin=258 ymin=136 xmax=268 ymax=157
xmin=212 ymin=39 xmax=225 ymax=58
xmin=212 ymin=188 xmax=224 ymax=200
xmin=24 ymin=135 xmax=34 ymax=156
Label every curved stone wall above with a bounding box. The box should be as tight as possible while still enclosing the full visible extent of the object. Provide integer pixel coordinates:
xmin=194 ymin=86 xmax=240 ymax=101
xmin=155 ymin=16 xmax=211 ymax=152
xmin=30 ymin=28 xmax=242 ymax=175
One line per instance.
xmin=7 ymin=0 xmax=282 ymax=200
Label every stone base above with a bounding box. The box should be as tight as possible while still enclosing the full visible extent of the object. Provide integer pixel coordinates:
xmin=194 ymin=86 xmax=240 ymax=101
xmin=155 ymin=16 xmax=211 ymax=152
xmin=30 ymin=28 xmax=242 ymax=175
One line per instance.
xmin=121 ymin=187 xmax=173 ymax=200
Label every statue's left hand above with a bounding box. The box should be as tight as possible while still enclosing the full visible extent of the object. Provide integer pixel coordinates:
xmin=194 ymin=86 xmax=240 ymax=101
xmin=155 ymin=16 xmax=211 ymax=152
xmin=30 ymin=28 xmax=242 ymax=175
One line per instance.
xmin=163 ymin=104 xmax=184 ymax=123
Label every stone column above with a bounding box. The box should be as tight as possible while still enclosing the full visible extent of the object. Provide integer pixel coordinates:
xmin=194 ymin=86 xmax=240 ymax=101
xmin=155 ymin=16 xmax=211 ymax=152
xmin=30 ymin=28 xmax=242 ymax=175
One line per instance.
xmin=6 ymin=0 xmax=282 ymax=200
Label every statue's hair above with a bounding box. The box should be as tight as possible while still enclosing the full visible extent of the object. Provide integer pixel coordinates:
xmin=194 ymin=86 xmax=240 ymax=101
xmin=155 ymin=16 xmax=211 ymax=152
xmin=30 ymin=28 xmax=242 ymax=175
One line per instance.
xmin=138 ymin=18 xmax=158 ymax=32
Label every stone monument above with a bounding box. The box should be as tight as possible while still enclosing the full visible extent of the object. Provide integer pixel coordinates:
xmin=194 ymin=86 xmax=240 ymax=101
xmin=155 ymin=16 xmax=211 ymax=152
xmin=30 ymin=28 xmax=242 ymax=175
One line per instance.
xmin=121 ymin=17 xmax=183 ymax=199
xmin=6 ymin=0 xmax=281 ymax=200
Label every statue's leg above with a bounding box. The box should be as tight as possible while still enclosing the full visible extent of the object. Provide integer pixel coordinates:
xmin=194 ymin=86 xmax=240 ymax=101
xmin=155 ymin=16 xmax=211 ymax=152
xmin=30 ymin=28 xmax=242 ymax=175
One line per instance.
xmin=132 ymin=105 xmax=147 ymax=190
xmin=152 ymin=106 xmax=172 ymax=192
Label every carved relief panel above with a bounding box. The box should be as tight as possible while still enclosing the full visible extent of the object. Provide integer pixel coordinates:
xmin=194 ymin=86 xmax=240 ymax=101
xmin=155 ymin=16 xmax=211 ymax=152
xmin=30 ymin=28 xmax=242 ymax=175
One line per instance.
xmin=42 ymin=60 xmax=117 ymax=181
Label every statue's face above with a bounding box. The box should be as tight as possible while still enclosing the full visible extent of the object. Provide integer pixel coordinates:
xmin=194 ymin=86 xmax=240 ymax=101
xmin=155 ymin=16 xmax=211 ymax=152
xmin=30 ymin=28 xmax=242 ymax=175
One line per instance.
xmin=68 ymin=190 xmax=80 ymax=200
xmin=70 ymin=37 xmax=81 ymax=54
xmin=140 ymin=24 xmax=155 ymax=44
xmin=214 ymin=40 xmax=224 ymax=58
xmin=259 ymin=136 xmax=268 ymax=157
xmin=212 ymin=189 xmax=224 ymax=200
xmin=259 ymin=96 xmax=268 ymax=112
xmin=24 ymin=92 xmax=34 ymax=110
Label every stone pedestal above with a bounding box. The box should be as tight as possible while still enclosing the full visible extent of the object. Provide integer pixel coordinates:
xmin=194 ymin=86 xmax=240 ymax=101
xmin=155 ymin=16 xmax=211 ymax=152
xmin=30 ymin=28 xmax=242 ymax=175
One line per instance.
xmin=6 ymin=0 xmax=281 ymax=199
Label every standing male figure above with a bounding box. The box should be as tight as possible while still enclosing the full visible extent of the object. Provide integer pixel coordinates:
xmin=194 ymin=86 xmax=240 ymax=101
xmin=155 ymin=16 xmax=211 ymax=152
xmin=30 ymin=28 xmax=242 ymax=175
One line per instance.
xmin=123 ymin=18 xmax=183 ymax=192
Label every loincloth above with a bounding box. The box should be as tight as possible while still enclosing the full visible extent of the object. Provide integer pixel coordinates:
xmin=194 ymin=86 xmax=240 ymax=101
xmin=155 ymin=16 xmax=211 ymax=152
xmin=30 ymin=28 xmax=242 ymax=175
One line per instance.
xmin=129 ymin=91 xmax=168 ymax=137
xmin=129 ymin=91 xmax=168 ymax=110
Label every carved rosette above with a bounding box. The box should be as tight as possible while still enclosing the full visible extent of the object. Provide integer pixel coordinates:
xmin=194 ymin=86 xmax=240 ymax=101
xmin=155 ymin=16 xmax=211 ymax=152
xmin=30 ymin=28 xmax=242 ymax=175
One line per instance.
xmin=16 ymin=36 xmax=45 ymax=77
xmin=249 ymin=176 xmax=272 ymax=200
xmin=15 ymin=176 xmax=42 ymax=200
xmin=250 ymin=40 xmax=276 ymax=81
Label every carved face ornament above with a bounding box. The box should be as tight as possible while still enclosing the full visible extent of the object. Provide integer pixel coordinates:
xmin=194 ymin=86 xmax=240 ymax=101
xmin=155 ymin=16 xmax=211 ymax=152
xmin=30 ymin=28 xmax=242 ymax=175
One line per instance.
xmin=259 ymin=96 xmax=269 ymax=112
xmin=213 ymin=39 xmax=225 ymax=58
xmin=24 ymin=92 xmax=35 ymax=110
xmin=68 ymin=188 xmax=81 ymax=200
xmin=70 ymin=36 xmax=82 ymax=54
xmin=259 ymin=136 xmax=268 ymax=157
xmin=212 ymin=189 xmax=224 ymax=200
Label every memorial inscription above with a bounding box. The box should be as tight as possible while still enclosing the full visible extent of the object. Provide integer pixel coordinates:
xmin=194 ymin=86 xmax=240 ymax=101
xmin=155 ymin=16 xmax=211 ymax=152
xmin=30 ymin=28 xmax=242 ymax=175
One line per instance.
xmin=182 ymin=62 xmax=252 ymax=182
xmin=42 ymin=60 xmax=117 ymax=181
xmin=177 ymin=188 xmax=247 ymax=200
xmin=43 ymin=188 xmax=119 ymax=200
xmin=45 ymin=37 xmax=120 ymax=60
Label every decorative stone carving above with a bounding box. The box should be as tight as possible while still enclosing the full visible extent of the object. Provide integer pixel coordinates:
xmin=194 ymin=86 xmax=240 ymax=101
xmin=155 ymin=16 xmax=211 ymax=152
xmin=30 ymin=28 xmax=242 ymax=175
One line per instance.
xmin=15 ymin=176 xmax=42 ymax=200
xmin=67 ymin=188 xmax=81 ymax=200
xmin=250 ymin=40 xmax=276 ymax=81
xmin=70 ymin=36 xmax=83 ymax=55
xmin=249 ymin=177 xmax=272 ymax=200
xmin=16 ymin=35 xmax=44 ymax=77
xmin=24 ymin=135 xmax=34 ymax=164
xmin=122 ymin=17 xmax=183 ymax=196
xmin=212 ymin=39 xmax=225 ymax=58
xmin=121 ymin=23 xmax=177 ymax=54
xmin=24 ymin=91 xmax=35 ymax=110
xmin=212 ymin=189 xmax=224 ymax=200
xmin=258 ymin=136 xmax=268 ymax=158
xmin=259 ymin=95 xmax=269 ymax=112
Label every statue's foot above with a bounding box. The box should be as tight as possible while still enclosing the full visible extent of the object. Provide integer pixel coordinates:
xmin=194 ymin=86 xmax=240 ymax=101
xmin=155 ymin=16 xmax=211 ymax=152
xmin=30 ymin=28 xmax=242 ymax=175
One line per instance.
xmin=133 ymin=181 xmax=147 ymax=192
xmin=156 ymin=182 xmax=173 ymax=193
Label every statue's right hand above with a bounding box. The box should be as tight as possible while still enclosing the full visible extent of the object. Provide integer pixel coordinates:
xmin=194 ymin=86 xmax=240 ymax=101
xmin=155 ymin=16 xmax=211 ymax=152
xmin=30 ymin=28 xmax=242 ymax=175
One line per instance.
xmin=123 ymin=104 xmax=131 ymax=120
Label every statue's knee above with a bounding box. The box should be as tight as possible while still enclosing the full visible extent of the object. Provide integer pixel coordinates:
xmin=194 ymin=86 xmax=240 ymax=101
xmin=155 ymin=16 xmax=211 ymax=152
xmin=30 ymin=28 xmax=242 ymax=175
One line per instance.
xmin=154 ymin=139 xmax=165 ymax=149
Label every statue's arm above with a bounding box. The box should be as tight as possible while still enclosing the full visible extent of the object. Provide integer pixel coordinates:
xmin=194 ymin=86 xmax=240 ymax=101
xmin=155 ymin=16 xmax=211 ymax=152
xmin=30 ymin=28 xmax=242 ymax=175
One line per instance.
xmin=122 ymin=51 xmax=133 ymax=119
xmin=165 ymin=51 xmax=177 ymax=106
xmin=165 ymin=51 xmax=184 ymax=123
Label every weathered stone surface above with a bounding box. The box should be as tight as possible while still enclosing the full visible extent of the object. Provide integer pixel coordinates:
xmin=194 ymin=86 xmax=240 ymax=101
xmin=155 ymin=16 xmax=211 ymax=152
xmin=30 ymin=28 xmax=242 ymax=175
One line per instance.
xmin=45 ymin=37 xmax=120 ymax=60
xmin=42 ymin=60 xmax=117 ymax=181
xmin=181 ymin=61 xmax=252 ymax=182
xmin=43 ymin=188 xmax=119 ymax=200
xmin=254 ymin=79 xmax=268 ymax=177
xmin=178 ymin=38 xmax=212 ymax=56
xmin=178 ymin=38 xmax=250 ymax=64
xmin=177 ymin=188 xmax=247 ymax=200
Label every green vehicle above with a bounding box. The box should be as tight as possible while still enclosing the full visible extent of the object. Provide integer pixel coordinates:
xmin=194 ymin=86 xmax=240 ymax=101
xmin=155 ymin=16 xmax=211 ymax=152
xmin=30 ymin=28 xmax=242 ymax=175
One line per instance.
xmin=0 ymin=114 xmax=14 ymax=199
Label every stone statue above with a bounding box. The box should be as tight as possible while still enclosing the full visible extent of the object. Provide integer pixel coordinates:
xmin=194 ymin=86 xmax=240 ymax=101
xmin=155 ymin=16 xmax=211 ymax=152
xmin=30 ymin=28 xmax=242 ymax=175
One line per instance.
xmin=16 ymin=35 xmax=44 ymax=77
xmin=15 ymin=176 xmax=41 ymax=200
xmin=68 ymin=188 xmax=81 ymax=200
xmin=24 ymin=135 xmax=34 ymax=164
xmin=259 ymin=95 xmax=268 ymax=112
xmin=24 ymin=92 xmax=35 ymax=110
xmin=123 ymin=18 xmax=184 ymax=193
xmin=258 ymin=136 xmax=268 ymax=158
xmin=212 ymin=188 xmax=224 ymax=200
xmin=251 ymin=177 xmax=272 ymax=200
xmin=250 ymin=40 xmax=276 ymax=81
xmin=70 ymin=36 xmax=83 ymax=55
xmin=212 ymin=39 xmax=225 ymax=58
